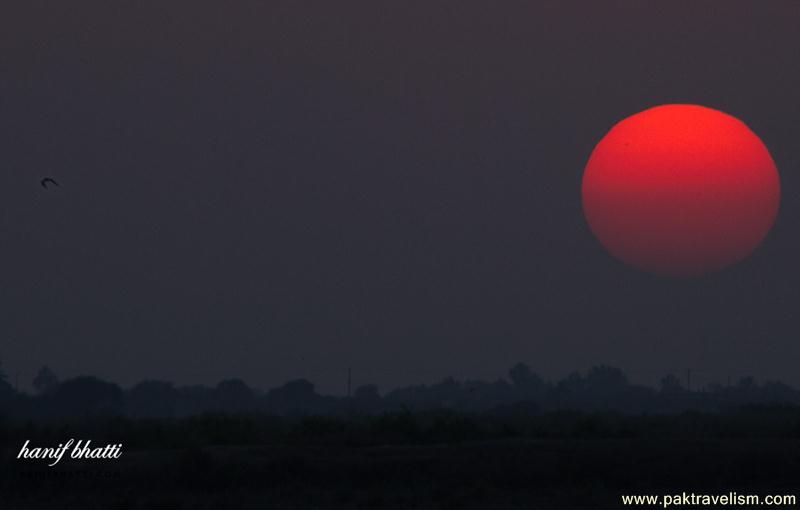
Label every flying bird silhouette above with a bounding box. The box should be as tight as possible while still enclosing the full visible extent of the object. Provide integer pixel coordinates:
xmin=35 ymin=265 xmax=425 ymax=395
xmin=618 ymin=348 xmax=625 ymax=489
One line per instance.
xmin=40 ymin=178 xmax=59 ymax=189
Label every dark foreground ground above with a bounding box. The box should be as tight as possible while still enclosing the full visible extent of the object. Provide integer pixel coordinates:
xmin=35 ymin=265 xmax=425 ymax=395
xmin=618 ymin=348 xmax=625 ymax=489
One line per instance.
xmin=2 ymin=436 xmax=799 ymax=509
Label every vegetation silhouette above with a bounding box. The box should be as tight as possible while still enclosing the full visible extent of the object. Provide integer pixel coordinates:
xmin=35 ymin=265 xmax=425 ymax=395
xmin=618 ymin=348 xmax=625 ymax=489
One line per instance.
xmin=1 ymin=363 xmax=799 ymax=422
xmin=2 ymin=362 xmax=800 ymax=509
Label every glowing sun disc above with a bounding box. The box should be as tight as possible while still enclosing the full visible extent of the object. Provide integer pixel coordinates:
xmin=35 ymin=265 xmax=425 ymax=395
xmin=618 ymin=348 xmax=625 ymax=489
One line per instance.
xmin=582 ymin=104 xmax=780 ymax=276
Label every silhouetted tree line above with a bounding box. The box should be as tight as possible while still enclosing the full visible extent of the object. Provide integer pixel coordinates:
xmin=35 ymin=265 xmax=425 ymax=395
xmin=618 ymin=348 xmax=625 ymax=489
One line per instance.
xmin=1 ymin=361 xmax=799 ymax=421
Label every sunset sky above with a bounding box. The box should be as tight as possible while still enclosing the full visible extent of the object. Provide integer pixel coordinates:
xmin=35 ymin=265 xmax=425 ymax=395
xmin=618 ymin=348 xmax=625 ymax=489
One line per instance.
xmin=1 ymin=1 xmax=799 ymax=393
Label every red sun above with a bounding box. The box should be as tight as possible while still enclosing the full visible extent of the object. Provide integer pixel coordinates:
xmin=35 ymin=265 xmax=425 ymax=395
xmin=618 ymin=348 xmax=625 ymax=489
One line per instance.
xmin=582 ymin=104 xmax=780 ymax=276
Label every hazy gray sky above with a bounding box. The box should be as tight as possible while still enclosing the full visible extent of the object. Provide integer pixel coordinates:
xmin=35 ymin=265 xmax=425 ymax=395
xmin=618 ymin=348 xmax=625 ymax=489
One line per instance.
xmin=1 ymin=1 xmax=799 ymax=393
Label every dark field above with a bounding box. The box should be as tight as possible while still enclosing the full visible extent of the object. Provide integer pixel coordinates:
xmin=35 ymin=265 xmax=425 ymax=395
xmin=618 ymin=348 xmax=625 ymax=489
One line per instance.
xmin=2 ymin=412 xmax=799 ymax=509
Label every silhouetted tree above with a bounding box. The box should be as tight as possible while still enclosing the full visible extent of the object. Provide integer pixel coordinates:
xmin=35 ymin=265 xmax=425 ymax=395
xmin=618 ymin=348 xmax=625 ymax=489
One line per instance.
xmin=555 ymin=371 xmax=585 ymax=395
xmin=354 ymin=384 xmax=380 ymax=400
xmin=216 ymin=378 xmax=255 ymax=412
xmin=585 ymin=365 xmax=628 ymax=390
xmin=430 ymin=377 xmax=462 ymax=408
xmin=272 ymin=379 xmax=315 ymax=399
xmin=265 ymin=379 xmax=325 ymax=415
xmin=127 ymin=380 xmax=177 ymax=418
xmin=737 ymin=376 xmax=757 ymax=390
xmin=508 ymin=363 xmax=548 ymax=401
xmin=660 ymin=374 xmax=683 ymax=393
xmin=32 ymin=366 xmax=59 ymax=395
xmin=761 ymin=381 xmax=797 ymax=404
xmin=508 ymin=363 xmax=534 ymax=387
xmin=353 ymin=384 xmax=381 ymax=413
xmin=727 ymin=376 xmax=759 ymax=405
xmin=0 ymin=360 xmax=13 ymax=405
xmin=176 ymin=385 xmax=217 ymax=416
xmin=0 ymin=387 xmax=13 ymax=413
xmin=52 ymin=376 xmax=123 ymax=417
